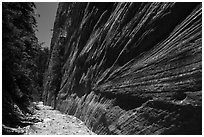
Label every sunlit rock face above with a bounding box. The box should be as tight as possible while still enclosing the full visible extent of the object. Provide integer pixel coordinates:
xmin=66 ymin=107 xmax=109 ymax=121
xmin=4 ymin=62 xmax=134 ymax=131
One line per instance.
xmin=43 ymin=2 xmax=202 ymax=135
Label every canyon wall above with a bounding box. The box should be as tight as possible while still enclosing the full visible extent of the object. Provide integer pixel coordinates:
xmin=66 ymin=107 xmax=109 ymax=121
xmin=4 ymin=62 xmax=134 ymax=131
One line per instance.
xmin=43 ymin=2 xmax=202 ymax=135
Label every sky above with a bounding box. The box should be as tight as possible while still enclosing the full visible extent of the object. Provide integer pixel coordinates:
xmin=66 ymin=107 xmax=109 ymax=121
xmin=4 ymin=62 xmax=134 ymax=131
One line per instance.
xmin=35 ymin=2 xmax=59 ymax=48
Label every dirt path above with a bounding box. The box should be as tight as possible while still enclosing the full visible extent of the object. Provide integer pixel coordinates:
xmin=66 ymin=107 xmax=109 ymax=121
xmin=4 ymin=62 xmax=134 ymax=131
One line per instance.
xmin=23 ymin=102 xmax=95 ymax=135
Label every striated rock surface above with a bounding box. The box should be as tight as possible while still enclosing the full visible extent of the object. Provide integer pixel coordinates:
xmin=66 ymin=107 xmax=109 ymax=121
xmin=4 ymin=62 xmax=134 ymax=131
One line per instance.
xmin=43 ymin=2 xmax=202 ymax=135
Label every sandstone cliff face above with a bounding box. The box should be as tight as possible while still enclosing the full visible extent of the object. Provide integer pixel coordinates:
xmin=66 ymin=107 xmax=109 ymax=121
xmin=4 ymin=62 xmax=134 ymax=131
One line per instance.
xmin=43 ymin=2 xmax=202 ymax=135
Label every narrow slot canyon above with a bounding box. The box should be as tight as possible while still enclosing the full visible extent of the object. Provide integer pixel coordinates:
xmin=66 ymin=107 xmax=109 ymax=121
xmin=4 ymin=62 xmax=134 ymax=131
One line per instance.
xmin=2 ymin=2 xmax=202 ymax=135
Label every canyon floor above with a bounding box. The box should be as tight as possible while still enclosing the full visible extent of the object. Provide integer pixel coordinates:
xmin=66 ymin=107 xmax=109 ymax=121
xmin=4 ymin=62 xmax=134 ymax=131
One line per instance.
xmin=23 ymin=102 xmax=95 ymax=135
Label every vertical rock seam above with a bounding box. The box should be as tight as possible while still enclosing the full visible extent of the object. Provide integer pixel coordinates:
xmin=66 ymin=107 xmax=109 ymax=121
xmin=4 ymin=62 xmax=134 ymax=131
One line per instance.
xmin=43 ymin=2 xmax=202 ymax=135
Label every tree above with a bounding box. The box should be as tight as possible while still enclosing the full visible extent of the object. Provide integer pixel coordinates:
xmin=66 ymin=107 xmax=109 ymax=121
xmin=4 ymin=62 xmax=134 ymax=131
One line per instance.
xmin=2 ymin=2 xmax=48 ymax=133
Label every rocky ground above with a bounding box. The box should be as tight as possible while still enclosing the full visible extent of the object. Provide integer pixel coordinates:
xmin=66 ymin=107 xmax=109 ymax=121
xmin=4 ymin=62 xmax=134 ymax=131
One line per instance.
xmin=22 ymin=102 xmax=95 ymax=135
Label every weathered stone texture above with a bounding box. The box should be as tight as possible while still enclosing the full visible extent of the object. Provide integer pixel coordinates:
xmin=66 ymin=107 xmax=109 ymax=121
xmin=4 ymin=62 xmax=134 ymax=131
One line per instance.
xmin=43 ymin=2 xmax=202 ymax=134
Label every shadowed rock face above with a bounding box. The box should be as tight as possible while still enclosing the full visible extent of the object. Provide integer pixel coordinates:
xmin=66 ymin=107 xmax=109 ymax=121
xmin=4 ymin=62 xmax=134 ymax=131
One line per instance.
xmin=43 ymin=2 xmax=202 ymax=135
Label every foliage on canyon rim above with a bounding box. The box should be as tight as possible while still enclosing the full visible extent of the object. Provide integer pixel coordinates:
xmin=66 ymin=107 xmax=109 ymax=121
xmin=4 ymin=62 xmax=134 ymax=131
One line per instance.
xmin=2 ymin=2 xmax=49 ymax=134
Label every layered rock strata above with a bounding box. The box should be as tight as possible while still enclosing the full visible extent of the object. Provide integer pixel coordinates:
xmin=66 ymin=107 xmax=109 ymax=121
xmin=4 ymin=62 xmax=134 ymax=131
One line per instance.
xmin=43 ymin=2 xmax=202 ymax=135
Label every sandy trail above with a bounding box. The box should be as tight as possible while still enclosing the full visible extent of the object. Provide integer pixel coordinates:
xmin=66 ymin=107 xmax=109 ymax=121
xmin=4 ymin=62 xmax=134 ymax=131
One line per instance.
xmin=24 ymin=102 xmax=95 ymax=135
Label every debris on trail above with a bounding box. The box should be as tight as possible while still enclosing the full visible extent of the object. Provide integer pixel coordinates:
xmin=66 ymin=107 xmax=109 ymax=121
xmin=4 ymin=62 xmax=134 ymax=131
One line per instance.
xmin=23 ymin=102 xmax=95 ymax=135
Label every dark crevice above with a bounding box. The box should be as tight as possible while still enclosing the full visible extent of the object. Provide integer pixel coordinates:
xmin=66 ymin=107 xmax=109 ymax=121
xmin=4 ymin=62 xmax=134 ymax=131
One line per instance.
xmin=98 ymin=91 xmax=152 ymax=111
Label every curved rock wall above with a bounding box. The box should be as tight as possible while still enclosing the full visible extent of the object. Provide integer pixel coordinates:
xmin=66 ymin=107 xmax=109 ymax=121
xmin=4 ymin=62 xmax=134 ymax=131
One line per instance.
xmin=43 ymin=2 xmax=202 ymax=134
